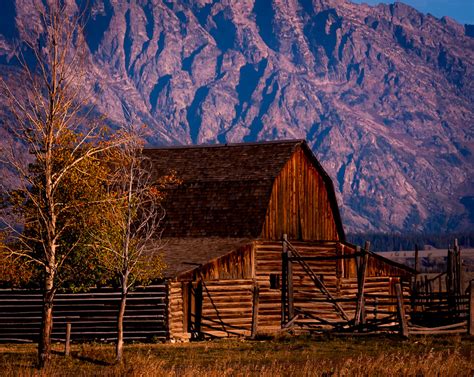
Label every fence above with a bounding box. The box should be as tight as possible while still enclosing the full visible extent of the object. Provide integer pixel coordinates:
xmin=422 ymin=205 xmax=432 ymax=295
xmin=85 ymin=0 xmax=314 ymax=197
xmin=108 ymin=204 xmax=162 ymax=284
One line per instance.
xmin=0 ymin=285 xmax=168 ymax=343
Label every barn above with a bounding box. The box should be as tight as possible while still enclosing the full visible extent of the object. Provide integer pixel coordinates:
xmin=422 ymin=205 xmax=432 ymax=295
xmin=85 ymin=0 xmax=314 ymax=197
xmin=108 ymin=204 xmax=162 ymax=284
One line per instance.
xmin=147 ymin=140 xmax=415 ymax=340
xmin=0 ymin=140 xmax=414 ymax=343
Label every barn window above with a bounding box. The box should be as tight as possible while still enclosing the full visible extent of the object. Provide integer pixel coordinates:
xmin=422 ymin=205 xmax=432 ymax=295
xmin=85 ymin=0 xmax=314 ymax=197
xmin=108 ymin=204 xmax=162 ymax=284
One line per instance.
xmin=269 ymin=274 xmax=280 ymax=289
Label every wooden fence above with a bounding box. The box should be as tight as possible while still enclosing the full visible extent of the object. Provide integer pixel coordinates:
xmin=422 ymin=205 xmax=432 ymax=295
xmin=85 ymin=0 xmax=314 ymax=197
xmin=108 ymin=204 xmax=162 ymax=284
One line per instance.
xmin=0 ymin=285 xmax=168 ymax=343
xmin=280 ymin=238 xmax=474 ymax=337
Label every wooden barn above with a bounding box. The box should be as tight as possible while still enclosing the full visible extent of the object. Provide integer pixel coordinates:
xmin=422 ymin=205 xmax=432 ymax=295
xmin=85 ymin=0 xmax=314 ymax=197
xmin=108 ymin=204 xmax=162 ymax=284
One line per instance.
xmin=146 ymin=140 xmax=415 ymax=340
xmin=0 ymin=140 xmax=415 ymax=343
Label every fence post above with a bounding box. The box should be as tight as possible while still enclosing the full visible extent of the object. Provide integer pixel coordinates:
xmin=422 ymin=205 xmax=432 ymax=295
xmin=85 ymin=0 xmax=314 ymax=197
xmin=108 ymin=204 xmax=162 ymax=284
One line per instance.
xmin=251 ymin=282 xmax=260 ymax=339
xmin=287 ymin=247 xmax=294 ymax=321
xmin=64 ymin=323 xmax=71 ymax=356
xmin=395 ymin=283 xmax=409 ymax=338
xmin=469 ymin=281 xmax=473 ymax=336
xmin=281 ymin=234 xmax=288 ymax=326
xmin=354 ymin=242 xmax=369 ymax=327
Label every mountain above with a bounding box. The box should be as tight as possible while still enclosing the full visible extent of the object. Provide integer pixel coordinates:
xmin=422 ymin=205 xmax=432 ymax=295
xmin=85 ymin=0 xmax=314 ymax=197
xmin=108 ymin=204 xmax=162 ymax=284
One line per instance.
xmin=0 ymin=0 xmax=473 ymax=234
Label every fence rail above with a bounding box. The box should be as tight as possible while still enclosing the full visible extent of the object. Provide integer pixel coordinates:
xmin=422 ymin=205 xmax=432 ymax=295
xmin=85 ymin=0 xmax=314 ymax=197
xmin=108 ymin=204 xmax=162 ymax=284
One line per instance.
xmin=0 ymin=285 xmax=168 ymax=343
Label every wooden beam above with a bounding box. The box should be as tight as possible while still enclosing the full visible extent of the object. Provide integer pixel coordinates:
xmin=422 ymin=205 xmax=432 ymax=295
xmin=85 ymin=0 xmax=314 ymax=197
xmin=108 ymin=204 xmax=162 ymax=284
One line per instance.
xmin=288 ymin=253 xmax=362 ymax=261
xmin=414 ymin=244 xmax=419 ymax=274
xmin=395 ymin=283 xmax=409 ymax=338
xmin=281 ymin=234 xmax=288 ymax=325
xmin=469 ymin=281 xmax=474 ymax=336
xmin=251 ymin=282 xmax=260 ymax=339
xmin=64 ymin=323 xmax=71 ymax=356
xmin=354 ymin=243 xmax=369 ymax=327
xmin=287 ymin=248 xmax=294 ymax=320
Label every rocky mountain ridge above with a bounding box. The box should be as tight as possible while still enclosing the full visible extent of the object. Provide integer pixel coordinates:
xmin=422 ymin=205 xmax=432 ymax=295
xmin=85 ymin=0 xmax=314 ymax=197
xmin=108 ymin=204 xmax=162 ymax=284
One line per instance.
xmin=0 ymin=0 xmax=473 ymax=233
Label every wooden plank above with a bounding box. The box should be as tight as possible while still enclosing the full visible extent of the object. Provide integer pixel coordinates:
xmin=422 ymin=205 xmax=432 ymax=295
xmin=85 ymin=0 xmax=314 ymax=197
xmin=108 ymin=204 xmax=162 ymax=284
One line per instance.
xmin=469 ymin=281 xmax=474 ymax=336
xmin=281 ymin=235 xmax=288 ymax=325
xmin=395 ymin=283 xmax=409 ymax=337
xmin=354 ymin=247 xmax=369 ymax=326
xmin=287 ymin=247 xmax=294 ymax=320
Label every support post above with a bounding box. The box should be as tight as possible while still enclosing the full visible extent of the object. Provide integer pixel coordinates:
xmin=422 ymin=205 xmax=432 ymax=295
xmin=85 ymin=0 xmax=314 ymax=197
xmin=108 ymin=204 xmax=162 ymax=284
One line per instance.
xmin=469 ymin=281 xmax=474 ymax=336
xmin=414 ymin=244 xmax=419 ymax=274
xmin=251 ymin=282 xmax=260 ymax=339
xmin=287 ymin=248 xmax=294 ymax=321
xmin=395 ymin=283 xmax=409 ymax=338
xmin=64 ymin=323 xmax=71 ymax=356
xmin=354 ymin=243 xmax=369 ymax=327
xmin=190 ymin=280 xmax=203 ymax=339
xmin=281 ymin=234 xmax=288 ymax=325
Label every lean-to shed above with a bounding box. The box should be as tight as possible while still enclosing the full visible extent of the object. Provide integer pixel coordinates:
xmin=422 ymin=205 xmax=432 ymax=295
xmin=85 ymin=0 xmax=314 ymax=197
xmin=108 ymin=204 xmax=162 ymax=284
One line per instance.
xmin=146 ymin=140 xmax=415 ymax=340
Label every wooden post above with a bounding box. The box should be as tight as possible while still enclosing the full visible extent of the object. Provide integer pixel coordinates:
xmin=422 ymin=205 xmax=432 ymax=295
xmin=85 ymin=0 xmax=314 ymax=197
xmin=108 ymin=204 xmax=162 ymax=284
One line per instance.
xmin=447 ymin=247 xmax=453 ymax=294
xmin=355 ymin=245 xmax=361 ymax=271
xmin=468 ymin=281 xmax=474 ymax=336
xmin=354 ymin=244 xmax=369 ymax=327
xmin=64 ymin=323 xmax=71 ymax=356
xmin=251 ymin=282 xmax=260 ymax=339
xmin=281 ymin=234 xmax=288 ymax=325
xmin=454 ymin=239 xmax=460 ymax=296
xmin=395 ymin=283 xmax=409 ymax=338
xmin=190 ymin=280 xmax=203 ymax=338
xmin=336 ymin=243 xmax=343 ymax=293
xmin=414 ymin=244 xmax=419 ymax=274
xmin=287 ymin=248 xmax=294 ymax=321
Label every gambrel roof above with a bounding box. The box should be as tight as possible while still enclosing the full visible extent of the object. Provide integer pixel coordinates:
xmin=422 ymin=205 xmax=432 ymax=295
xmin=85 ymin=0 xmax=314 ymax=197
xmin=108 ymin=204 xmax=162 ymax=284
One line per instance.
xmin=145 ymin=140 xmax=345 ymax=240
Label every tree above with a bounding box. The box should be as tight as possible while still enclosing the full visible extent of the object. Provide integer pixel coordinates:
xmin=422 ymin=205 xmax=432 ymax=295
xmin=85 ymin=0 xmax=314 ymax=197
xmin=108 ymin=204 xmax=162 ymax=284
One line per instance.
xmin=0 ymin=2 xmax=120 ymax=367
xmin=92 ymin=128 xmax=168 ymax=362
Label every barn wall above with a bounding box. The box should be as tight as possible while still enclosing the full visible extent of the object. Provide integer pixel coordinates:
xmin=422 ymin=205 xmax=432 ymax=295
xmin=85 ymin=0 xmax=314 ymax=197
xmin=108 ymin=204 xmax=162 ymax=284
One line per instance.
xmin=261 ymin=149 xmax=339 ymax=241
xmin=176 ymin=240 xmax=413 ymax=339
xmin=178 ymin=244 xmax=254 ymax=281
xmin=254 ymin=241 xmax=412 ymax=333
xmin=197 ymin=279 xmax=254 ymax=338
xmin=168 ymin=281 xmax=190 ymax=341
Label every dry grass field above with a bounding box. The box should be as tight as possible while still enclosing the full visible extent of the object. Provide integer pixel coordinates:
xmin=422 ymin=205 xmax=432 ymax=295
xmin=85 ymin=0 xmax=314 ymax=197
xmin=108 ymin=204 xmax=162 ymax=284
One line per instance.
xmin=0 ymin=335 xmax=473 ymax=376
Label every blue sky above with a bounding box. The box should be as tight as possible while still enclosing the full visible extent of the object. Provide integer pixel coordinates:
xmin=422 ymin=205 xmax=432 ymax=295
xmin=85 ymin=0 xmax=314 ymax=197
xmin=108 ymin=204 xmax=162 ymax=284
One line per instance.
xmin=351 ymin=0 xmax=474 ymax=25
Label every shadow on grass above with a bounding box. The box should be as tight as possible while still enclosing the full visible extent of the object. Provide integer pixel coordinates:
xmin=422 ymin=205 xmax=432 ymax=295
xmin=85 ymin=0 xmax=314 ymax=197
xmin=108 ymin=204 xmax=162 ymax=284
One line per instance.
xmin=70 ymin=352 xmax=111 ymax=366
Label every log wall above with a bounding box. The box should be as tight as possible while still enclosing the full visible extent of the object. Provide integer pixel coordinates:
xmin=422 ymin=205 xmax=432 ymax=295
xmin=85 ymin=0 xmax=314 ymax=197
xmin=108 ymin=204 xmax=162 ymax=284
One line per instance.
xmin=0 ymin=285 xmax=167 ymax=343
xmin=254 ymin=240 xmax=412 ymax=333
xmin=168 ymin=281 xmax=190 ymax=341
xmin=198 ymin=279 xmax=254 ymax=338
xmin=173 ymin=240 xmax=414 ymax=339
xmin=261 ymin=149 xmax=340 ymax=241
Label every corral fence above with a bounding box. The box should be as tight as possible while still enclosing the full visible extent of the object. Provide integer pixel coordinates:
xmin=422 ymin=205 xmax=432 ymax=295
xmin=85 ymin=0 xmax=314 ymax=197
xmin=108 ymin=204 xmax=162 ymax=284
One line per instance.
xmin=280 ymin=237 xmax=474 ymax=337
xmin=0 ymin=284 xmax=167 ymax=343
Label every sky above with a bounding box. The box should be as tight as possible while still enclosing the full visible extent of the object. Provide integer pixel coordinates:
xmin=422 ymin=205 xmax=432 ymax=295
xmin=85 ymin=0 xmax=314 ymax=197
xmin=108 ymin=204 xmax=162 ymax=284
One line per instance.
xmin=351 ymin=0 xmax=474 ymax=25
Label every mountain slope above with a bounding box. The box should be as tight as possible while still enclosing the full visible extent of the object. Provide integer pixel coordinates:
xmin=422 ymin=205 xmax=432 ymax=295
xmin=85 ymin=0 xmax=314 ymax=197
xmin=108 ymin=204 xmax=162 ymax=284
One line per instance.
xmin=0 ymin=0 xmax=473 ymax=233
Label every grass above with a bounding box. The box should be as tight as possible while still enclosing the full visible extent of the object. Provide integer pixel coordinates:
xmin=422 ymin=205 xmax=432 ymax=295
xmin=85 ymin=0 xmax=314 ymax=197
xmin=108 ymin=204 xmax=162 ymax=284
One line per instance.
xmin=0 ymin=335 xmax=473 ymax=376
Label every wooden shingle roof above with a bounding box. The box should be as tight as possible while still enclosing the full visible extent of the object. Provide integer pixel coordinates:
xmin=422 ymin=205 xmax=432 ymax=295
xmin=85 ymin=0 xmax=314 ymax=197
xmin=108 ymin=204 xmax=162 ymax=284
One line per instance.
xmin=145 ymin=140 xmax=344 ymax=239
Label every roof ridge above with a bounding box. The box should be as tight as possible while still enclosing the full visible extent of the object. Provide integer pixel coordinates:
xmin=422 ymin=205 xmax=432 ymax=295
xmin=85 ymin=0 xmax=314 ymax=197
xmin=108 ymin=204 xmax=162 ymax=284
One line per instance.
xmin=144 ymin=139 xmax=305 ymax=151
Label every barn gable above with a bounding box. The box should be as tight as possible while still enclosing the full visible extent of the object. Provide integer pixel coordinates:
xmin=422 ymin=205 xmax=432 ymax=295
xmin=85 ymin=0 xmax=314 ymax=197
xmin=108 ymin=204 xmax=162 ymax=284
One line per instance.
xmin=145 ymin=140 xmax=344 ymax=241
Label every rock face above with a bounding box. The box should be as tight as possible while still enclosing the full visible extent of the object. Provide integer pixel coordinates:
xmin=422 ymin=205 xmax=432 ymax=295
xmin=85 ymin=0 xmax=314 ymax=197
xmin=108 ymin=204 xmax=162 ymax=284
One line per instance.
xmin=0 ymin=0 xmax=473 ymax=233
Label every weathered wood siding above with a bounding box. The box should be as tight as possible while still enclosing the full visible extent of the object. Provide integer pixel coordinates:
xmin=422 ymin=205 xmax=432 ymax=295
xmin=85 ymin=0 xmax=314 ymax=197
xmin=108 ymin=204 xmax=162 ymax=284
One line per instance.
xmin=174 ymin=240 xmax=413 ymax=339
xmin=178 ymin=244 xmax=254 ymax=281
xmin=168 ymin=282 xmax=189 ymax=341
xmin=254 ymin=241 xmax=412 ymax=333
xmin=261 ymin=149 xmax=339 ymax=241
xmin=0 ymin=286 xmax=167 ymax=343
xmin=198 ymin=279 xmax=254 ymax=338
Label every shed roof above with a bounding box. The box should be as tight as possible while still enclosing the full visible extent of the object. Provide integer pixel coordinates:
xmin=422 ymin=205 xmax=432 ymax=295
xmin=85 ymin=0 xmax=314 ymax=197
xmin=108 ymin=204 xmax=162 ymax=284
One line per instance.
xmin=159 ymin=237 xmax=252 ymax=278
xmin=145 ymin=140 xmax=344 ymax=239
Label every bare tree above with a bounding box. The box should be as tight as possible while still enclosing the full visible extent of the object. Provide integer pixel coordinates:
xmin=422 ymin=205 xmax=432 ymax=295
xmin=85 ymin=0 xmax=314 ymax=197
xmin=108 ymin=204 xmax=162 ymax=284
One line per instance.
xmin=0 ymin=2 xmax=120 ymax=367
xmin=93 ymin=126 xmax=167 ymax=363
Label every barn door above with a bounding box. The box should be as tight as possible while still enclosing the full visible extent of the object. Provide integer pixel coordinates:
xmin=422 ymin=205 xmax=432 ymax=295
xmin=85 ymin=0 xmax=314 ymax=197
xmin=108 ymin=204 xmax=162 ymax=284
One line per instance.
xmin=281 ymin=235 xmax=350 ymax=328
